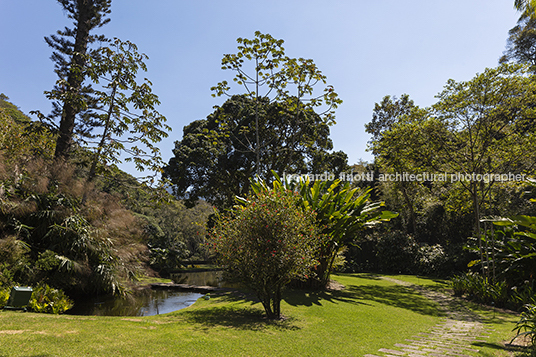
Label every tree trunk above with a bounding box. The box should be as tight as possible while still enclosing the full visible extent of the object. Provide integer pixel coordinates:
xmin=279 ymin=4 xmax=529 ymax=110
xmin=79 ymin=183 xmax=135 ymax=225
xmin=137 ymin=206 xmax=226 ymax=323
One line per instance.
xmin=400 ymin=184 xmax=417 ymax=235
xmin=54 ymin=0 xmax=93 ymax=160
xmin=471 ymin=184 xmax=485 ymax=277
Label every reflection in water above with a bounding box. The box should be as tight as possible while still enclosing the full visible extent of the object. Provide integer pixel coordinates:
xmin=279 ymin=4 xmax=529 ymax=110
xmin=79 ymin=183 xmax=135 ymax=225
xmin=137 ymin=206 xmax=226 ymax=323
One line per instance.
xmin=68 ymin=289 xmax=203 ymax=317
xmin=171 ymin=270 xmax=227 ymax=287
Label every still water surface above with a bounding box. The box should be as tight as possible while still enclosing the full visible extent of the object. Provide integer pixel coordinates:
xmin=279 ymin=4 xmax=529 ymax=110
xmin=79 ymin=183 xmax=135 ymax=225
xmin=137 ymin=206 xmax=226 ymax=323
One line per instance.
xmin=68 ymin=289 xmax=203 ymax=316
xmin=69 ymin=270 xmax=227 ymax=316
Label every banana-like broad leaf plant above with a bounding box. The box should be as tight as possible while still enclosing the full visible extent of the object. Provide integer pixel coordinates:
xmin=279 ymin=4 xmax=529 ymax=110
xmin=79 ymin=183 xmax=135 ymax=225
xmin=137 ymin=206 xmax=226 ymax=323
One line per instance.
xmin=240 ymin=170 xmax=397 ymax=287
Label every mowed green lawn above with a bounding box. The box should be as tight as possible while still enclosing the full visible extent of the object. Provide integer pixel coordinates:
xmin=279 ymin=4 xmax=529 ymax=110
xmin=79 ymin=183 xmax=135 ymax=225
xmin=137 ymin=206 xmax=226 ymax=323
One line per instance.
xmin=0 ymin=274 xmax=519 ymax=357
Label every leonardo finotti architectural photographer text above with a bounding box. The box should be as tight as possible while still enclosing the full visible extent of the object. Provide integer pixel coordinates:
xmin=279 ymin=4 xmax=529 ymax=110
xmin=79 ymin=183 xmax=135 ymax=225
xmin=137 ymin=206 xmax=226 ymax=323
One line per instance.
xmin=283 ymin=172 xmax=527 ymax=183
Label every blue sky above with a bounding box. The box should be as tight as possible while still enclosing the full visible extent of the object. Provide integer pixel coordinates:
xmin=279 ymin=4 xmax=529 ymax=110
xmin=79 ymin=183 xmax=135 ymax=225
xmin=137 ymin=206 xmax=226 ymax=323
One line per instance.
xmin=0 ymin=1 xmax=521 ymax=176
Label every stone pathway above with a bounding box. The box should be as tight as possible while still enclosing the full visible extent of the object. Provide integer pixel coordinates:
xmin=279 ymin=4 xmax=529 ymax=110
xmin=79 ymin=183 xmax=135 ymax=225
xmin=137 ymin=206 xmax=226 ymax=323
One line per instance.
xmin=365 ymin=277 xmax=492 ymax=357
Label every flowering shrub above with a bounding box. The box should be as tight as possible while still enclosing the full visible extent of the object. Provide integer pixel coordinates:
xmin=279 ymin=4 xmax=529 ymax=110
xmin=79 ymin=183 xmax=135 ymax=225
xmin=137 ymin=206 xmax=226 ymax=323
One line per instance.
xmin=210 ymin=190 xmax=322 ymax=319
xmin=249 ymin=172 xmax=397 ymax=287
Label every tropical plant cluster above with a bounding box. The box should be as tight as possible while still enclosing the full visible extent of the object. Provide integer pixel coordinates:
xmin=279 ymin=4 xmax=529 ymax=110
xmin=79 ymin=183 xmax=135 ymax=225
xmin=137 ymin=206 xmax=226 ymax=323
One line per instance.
xmin=209 ymin=172 xmax=396 ymax=319
xmin=0 ymin=95 xmax=211 ymax=311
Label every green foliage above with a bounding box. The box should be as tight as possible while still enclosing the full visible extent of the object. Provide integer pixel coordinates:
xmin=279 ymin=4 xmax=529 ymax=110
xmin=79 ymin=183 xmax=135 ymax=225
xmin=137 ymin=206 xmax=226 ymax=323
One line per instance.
xmin=28 ymin=284 xmax=74 ymax=314
xmin=148 ymin=246 xmax=187 ymax=272
xmin=365 ymin=95 xmax=432 ymax=235
xmin=0 ymin=94 xmax=30 ymax=124
xmin=0 ymin=97 xmax=55 ymax=165
xmin=0 ymin=287 xmax=9 ymax=308
xmin=451 ymin=272 xmax=512 ymax=307
xmin=417 ymin=244 xmax=448 ymax=276
xmin=133 ymin=197 xmax=213 ymax=267
xmin=211 ymin=31 xmax=342 ymax=177
xmin=431 ymin=64 xmax=536 ymax=236
xmin=514 ymin=0 xmax=536 ymax=17
xmin=501 ymin=14 xmax=536 ymax=72
xmin=375 ymin=231 xmax=419 ymax=274
xmin=367 ymin=64 xmax=536 ymax=284
xmin=249 ymin=172 xmax=397 ymax=287
xmin=164 ymin=95 xmax=347 ymax=209
xmin=513 ymin=304 xmax=536 ymax=349
xmin=0 ymin=154 xmax=143 ymax=296
xmin=365 ymin=94 xmax=418 ymax=154
xmin=1 ymin=190 xmax=124 ymax=295
xmin=0 ymin=95 xmax=191 ymax=302
xmin=81 ymin=38 xmax=170 ymax=184
xmin=491 ymin=215 xmax=536 ymax=285
xmin=210 ymin=189 xmax=321 ymax=319
xmin=0 ymin=237 xmax=32 ymax=286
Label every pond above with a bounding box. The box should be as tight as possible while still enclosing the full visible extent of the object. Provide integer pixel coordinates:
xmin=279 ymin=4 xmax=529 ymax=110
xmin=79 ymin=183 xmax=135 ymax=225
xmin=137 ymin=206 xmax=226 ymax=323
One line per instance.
xmin=68 ymin=270 xmax=232 ymax=317
xmin=68 ymin=289 xmax=203 ymax=317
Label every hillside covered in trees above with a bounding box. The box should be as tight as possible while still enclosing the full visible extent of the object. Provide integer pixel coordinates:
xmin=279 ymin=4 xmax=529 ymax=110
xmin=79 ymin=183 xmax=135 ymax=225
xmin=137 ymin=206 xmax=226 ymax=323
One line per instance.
xmin=0 ymin=94 xmax=212 ymax=299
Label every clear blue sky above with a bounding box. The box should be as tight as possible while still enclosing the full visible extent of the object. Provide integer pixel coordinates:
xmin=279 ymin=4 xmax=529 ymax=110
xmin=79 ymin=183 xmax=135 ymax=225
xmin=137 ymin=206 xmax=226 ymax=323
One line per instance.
xmin=0 ymin=1 xmax=520 ymax=176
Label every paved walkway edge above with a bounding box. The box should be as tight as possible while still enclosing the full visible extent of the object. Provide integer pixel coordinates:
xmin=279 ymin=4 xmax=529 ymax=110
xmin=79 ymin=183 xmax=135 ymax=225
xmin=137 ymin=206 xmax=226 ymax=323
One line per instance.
xmin=364 ymin=277 xmax=491 ymax=357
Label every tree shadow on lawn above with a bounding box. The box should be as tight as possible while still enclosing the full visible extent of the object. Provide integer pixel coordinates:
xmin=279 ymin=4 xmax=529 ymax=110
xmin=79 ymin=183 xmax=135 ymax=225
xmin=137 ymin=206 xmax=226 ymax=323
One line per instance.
xmin=284 ymin=283 xmax=444 ymax=317
xmin=177 ymin=278 xmax=443 ymax=330
xmin=178 ymin=304 xmax=300 ymax=331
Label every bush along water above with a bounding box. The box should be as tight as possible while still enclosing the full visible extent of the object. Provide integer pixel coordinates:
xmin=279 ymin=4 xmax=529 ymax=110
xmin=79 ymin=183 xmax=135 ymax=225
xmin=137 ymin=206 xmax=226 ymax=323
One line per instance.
xmin=28 ymin=284 xmax=74 ymax=314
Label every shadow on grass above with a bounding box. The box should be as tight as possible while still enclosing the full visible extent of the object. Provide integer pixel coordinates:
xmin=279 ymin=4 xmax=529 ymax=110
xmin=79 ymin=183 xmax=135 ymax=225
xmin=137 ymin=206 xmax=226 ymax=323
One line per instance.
xmin=451 ymin=298 xmax=520 ymax=325
xmin=473 ymin=341 xmax=507 ymax=351
xmin=342 ymin=273 xmax=383 ymax=280
xmin=178 ymin=305 xmax=300 ymax=331
xmin=284 ymin=284 xmax=444 ymax=317
xmin=177 ymin=275 xmax=444 ymax=330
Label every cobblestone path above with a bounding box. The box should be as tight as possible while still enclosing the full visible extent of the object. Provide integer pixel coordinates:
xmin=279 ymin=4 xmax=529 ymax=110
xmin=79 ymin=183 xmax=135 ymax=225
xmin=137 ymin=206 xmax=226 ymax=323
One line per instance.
xmin=364 ymin=277 xmax=493 ymax=357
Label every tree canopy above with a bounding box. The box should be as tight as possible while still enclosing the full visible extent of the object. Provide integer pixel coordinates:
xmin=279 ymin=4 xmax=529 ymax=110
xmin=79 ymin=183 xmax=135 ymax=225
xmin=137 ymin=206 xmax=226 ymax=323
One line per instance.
xmin=211 ymin=31 xmax=342 ymax=176
xmin=164 ymin=94 xmax=347 ymax=208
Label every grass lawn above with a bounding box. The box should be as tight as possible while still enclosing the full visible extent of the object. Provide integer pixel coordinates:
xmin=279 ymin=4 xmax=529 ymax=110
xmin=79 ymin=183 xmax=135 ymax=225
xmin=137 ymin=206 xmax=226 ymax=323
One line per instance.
xmin=0 ymin=273 xmax=521 ymax=356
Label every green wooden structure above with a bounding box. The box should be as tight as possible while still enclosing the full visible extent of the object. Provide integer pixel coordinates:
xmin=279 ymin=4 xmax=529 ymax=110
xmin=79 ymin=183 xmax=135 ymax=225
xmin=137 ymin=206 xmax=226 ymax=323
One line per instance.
xmin=4 ymin=286 xmax=33 ymax=311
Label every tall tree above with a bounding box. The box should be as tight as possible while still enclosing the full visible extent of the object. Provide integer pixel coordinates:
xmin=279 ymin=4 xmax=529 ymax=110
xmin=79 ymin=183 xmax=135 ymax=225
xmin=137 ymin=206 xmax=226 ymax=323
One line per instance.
xmin=211 ymin=31 xmax=342 ymax=177
xmin=431 ymin=64 xmax=536 ymax=274
xmin=365 ymin=94 xmax=416 ymax=152
xmin=365 ymin=95 xmax=431 ymax=234
xmin=44 ymin=0 xmax=112 ymax=160
xmin=164 ymin=95 xmax=347 ymax=209
xmin=499 ymin=12 xmax=536 ymax=79
xmin=83 ymin=38 xmax=170 ymax=185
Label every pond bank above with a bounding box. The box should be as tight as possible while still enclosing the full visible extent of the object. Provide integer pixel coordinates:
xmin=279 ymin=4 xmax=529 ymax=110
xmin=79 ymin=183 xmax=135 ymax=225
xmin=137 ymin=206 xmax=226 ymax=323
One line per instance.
xmin=149 ymin=282 xmax=231 ymax=293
